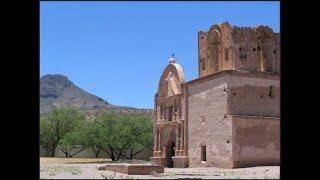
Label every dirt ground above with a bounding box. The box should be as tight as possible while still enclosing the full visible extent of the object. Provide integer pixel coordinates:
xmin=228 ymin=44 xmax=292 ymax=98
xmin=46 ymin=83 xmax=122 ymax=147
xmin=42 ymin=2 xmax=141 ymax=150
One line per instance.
xmin=40 ymin=158 xmax=280 ymax=179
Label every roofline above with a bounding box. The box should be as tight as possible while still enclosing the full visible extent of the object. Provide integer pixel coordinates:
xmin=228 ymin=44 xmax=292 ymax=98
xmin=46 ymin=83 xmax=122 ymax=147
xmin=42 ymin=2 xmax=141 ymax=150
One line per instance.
xmin=186 ymin=70 xmax=280 ymax=86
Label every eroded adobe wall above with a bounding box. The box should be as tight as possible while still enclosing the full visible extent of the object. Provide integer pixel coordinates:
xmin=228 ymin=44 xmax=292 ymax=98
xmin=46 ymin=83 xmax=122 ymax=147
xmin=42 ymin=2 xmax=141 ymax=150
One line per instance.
xmin=198 ymin=31 xmax=208 ymax=77
xmin=274 ymin=33 xmax=280 ymax=73
xmin=231 ymin=115 xmax=280 ymax=167
xmin=227 ymin=74 xmax=280 ymax=117
xmin=255 ymin=26 xmax=279 ymax=73
xmin=232 ymin=27 xmax=261 ymax=72
xmin=207 ymin=26 xmax=221 ymax=75
xmin=220 ymin=23 xmax=234 ymax=71
xmin=187 ymin=75 xmax=233 ymax=168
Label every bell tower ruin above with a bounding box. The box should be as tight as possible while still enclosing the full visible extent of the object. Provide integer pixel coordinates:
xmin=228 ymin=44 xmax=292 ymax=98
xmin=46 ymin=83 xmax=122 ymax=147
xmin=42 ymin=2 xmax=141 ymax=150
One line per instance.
xmin=198 ymin=22 xmax=280 ymax=78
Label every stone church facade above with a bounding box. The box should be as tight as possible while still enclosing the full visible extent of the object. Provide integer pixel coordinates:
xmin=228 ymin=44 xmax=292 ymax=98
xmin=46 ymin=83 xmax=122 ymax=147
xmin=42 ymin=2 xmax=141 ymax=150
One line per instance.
xmin=151 ymin=22 xmax=280 ymax=168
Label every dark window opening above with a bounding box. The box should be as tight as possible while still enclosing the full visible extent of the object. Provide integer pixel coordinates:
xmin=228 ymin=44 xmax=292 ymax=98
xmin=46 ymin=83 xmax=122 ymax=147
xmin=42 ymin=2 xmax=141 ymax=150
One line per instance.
xmin=260 ymin=95 xmax=264 ymax=98
xmin=201 ymin=36 xmax=204 ymax=39
xmin=257 ymin=46 xmax=261 ymax=51
xmin=201 ymin=116 xmax=205 ymax=122
xmin=227 ymin=140 xmax=230 ymax=144
xmin=233 ymin=93 xmax=236 ymax=96
xmin=167 ymin=106 xmax=173 ymax=121
xmin=239 ymin=47 xmax=242 ymax=51
xmin=273 ymin=50 xmax=277 ymax=54
xmin=201 ymin=146 xmax=206 ymax=161
xmin=253 ymin=48 xmax=256 ymax=51
xmin=269 ymin=86 xmax=274 ymax=98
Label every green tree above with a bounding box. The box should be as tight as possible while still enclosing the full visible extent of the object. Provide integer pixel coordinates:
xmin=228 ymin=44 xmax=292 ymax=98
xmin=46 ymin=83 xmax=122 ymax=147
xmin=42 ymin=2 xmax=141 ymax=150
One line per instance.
xmin=95 ymin=112 xmax=119 ymax=161
xmin=57 ymin=118 xmax=86 ymax=158
xmin=121 ymin=114 xmax=153 ymax=159
xmin=80 ymin=119 xmax=102 ymax=158
xmin=94 ymin=112 xmax=153 ymax=161
xmin=40 ymin=116 xmax=56 ymax=157
xmin=57 ymin=130 xmax=86 ymax=158
xmin=39 ymin=107 xmax=85 ymax=157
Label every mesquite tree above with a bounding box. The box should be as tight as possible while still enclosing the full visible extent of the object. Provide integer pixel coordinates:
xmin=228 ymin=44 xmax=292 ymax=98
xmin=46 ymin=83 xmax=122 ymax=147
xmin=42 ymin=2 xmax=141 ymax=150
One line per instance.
xmin=40 ymin=107 xmax=85 ymax=157
xmin=95 ymin=113 xmax=153 ymax=161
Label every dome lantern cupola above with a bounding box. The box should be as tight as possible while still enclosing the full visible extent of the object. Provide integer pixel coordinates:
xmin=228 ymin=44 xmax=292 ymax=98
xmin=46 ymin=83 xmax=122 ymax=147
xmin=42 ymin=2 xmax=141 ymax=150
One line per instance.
xmin=169 ymin=53 xmax=176 ymax=64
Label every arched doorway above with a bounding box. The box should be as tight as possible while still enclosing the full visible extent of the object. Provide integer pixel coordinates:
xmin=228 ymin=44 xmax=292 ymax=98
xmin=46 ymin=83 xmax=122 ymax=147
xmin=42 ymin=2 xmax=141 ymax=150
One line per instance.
xmin=165 ymin=140 xmax=175 ymax=168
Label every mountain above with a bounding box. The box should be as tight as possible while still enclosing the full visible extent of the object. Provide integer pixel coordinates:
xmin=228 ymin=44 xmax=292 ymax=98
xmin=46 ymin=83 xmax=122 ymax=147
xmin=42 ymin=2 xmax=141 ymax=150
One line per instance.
xmin=40 ymin=74 xmax=153 ymax=117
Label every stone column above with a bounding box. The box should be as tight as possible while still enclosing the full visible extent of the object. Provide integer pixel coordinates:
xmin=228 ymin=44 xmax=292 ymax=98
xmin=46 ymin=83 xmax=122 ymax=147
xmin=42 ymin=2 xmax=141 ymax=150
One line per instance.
xmin=153 ymin=128 xmax=156 ymax=156
xmin=164 ymin=104 xmax=166 ymax=121
xmin=175 ymin=124 xmax=180 ymax=155
xmin=156 ymin=103 xmax=160 ymax=123
xmin=159 ymin=126 xmax=162 ymax=157
xmin=154 ymin=126 xmax=158 ymax=156
xmin=172 ymin=101 xmax=176 ymax=121
xmin=177 ymin=97 xmax=180 ymax=119
xmin=180 ymin=121 xmax=184 ymax=155
xmin=160 ymin=104 xmax=163 ymax=120
xmin=183 ymin=86 xmax=188 ymax=156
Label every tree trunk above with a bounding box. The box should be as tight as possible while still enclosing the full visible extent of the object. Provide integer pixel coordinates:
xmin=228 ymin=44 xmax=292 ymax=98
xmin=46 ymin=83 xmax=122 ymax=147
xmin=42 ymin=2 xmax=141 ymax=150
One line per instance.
xmin=93 ymin=147 xmax=101 ymax=158
xmin=121 ymin=150 xmax=126 ymax=160
xmin=129 ymin=148 xmax=134 ymax=159
xmin=49 ymin=147 xmax=55 ymax=157
xmin=50 ymin=142 xmax=58 ymax=157
xmin=97 ymin=145 xmax=115 ymax=161
xmin=70 ymin=148 xmax=86 ymax=158
xmin=116 ymin=149 xmax=122 ymax=161
xmin=110 ymin=149 xmax=116 ymax=161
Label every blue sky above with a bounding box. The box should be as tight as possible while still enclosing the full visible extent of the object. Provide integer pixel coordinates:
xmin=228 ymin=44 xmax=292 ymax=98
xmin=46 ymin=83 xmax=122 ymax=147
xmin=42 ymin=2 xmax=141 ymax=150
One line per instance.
xmin=40 ymin=2 xmax=280 ymax=109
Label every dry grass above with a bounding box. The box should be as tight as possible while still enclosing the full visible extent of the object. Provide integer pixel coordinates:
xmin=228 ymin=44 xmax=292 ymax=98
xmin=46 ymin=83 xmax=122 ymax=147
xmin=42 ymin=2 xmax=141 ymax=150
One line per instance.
xmin=40 ymin=157 xmax=111 ymax=165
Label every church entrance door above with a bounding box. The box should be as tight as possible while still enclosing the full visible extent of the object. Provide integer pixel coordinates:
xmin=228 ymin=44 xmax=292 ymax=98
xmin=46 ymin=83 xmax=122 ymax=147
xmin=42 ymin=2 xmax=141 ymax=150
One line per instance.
xmin=166 ymin=140 xmax=175 ymax=168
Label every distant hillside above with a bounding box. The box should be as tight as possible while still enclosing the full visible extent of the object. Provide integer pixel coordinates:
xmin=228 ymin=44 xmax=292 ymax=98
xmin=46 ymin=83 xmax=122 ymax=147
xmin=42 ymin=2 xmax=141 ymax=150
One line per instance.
xmin=40 ymin=74 xmax=153 ymax=117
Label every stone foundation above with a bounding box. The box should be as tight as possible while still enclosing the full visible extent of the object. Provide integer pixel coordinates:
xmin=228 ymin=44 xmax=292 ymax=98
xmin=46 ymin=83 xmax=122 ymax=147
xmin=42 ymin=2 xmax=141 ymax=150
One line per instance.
xmin=151 ymin=157 xmax=165 ymax=166
xmin=100 ymin=164 xmax=164 ymax=175
xmin=172 ymin=156 xmax=189 ymax=168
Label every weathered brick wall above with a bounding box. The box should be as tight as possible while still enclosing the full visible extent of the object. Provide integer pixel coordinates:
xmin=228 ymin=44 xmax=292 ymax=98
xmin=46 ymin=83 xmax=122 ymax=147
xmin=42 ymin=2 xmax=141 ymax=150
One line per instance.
xmin=187 ymin=75 xmax=233 ymax=168
xmin=227 ymin=75 xmax=280 ymax=117
xmin=232 ymin=115 xmax=280 ymax=167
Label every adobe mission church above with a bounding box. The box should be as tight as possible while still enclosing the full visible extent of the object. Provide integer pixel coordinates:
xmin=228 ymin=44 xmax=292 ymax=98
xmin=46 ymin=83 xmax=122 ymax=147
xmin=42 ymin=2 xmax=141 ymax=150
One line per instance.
xmin=151 ymin=22 xmax=280 ymax=168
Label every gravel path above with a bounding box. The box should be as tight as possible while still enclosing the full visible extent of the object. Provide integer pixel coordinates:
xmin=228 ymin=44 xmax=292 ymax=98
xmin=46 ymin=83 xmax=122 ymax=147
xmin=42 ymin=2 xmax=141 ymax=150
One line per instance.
xmin=40 ymin=163 xmax=280 ymax=179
